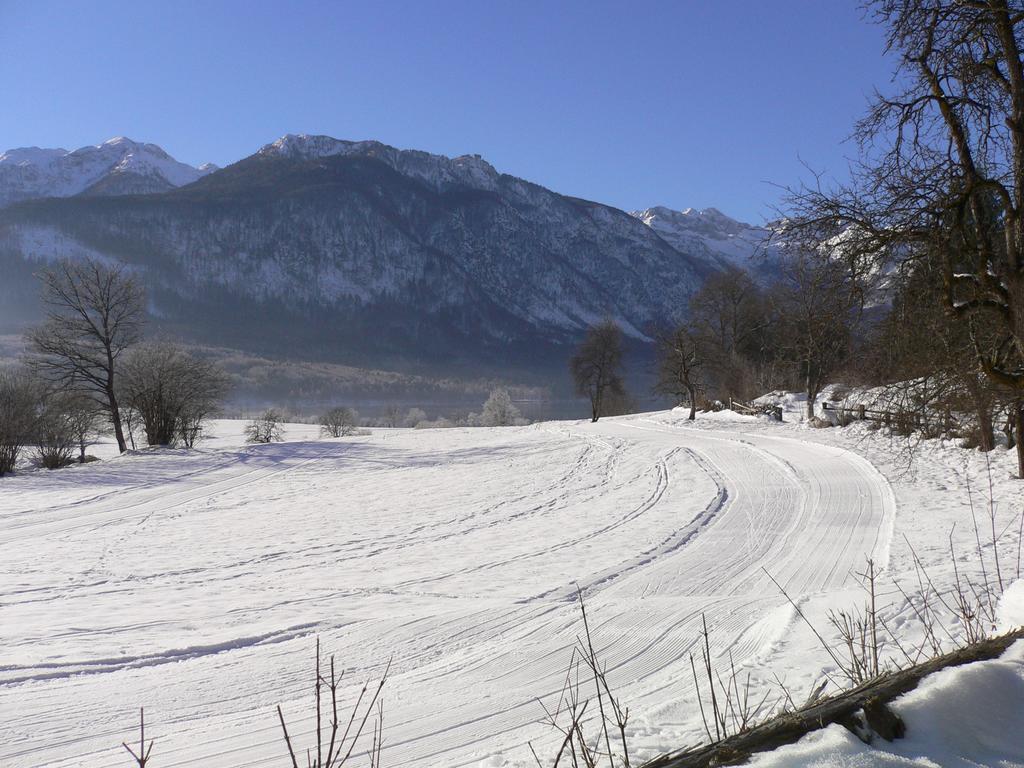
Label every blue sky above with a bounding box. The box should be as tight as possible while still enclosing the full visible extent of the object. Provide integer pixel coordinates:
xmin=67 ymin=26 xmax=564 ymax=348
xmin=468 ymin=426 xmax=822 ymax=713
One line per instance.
xmin=0 ymin=1 xmax=894 ymax=222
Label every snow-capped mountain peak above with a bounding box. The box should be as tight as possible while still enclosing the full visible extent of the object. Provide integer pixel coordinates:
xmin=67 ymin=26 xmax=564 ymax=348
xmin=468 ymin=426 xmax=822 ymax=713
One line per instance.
xmin=0 ymin=137 xmax=216 ymax=207
xmin=258 ymin=134 xmax=500 ymax=192
xmin=0 ymin=146 xmax=68 ymax=168
xmin=633 ymin=205 xmax=779 ymax=275
xmin=259 ymin=133 xmax=363 ymax=160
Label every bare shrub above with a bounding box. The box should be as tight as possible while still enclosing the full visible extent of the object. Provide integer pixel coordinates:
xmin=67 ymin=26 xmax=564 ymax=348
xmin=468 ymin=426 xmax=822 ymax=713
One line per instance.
xmin=245 ymin=409 xmax=285 ymax=444
xmin=31 ymin=390 xmax=109 ymax=469
xmin=320 ymin=407 xmax=359 ymax=438
xmin=413 ymin=417 xmax=455 ymax=429
xmin=34 ymin=394 xmax=78 ymax=469
xmin=119 ymin=342 xmax=230 ymax=447
xmin=0 ymin=366 xmax=40 ymax=475
xmin=63 ymin=394 xmax=108 ymax=462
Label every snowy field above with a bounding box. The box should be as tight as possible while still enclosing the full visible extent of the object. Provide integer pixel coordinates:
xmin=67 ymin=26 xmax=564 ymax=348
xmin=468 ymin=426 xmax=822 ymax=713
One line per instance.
xmin=1 ymin=409 xmax=1023 ymax=767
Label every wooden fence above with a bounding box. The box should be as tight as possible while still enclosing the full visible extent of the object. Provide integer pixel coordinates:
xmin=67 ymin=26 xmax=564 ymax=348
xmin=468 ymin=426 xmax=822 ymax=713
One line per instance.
xmin=821 ymin=401 xmax=961 ymax=432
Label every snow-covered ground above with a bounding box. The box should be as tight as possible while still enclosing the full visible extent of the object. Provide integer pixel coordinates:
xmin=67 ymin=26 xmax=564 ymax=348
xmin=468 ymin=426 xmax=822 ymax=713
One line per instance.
xmin=752 ymin=638 xmax=1024 ymax=768
xmin=1 ymin=411 xmax=1022 ymax=767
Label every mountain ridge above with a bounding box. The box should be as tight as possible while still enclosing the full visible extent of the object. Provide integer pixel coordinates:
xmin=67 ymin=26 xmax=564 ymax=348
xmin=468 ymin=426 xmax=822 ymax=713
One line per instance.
xmin=0 ymin=133 xmax=771 ymax=379
xmin=0 ymin=137 xmax=216 ymax=208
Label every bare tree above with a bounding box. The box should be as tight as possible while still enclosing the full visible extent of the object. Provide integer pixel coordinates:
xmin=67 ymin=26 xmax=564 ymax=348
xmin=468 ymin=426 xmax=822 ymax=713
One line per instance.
xmin=119 ymin=342 xmax=230 ymax=447
xmin=785 ymin=1 xmax=1024 ymax=447
xmin=320 ymin=406 xmax=359 ymax=437
xmin=27 ymin=259 xmax=145 ymax=453
xmin=0 ymin=366 xmax=40 ymax=476
xmin=867 ymin=253 xmax=1006 ymax=450
xmin=689 ymin=267 xmax=775 ymax=402
xmin=570 ymin=320 xmax=626 ymax=422
xmin=771 ymin=250 xmax=860 ymax=420
xmin=654 ymin=325 xmax=705 ymax=420
xmin=245 ymin=408 xmax=285 ymax=444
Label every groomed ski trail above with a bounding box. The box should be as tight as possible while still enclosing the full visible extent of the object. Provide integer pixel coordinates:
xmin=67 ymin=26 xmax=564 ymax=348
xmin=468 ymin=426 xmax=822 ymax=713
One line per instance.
xmin=0 ymin=413 xmax=895 ymax=767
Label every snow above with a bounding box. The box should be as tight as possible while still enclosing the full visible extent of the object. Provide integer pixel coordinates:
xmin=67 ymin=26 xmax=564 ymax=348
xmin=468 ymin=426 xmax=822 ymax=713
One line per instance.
xmin=0 ymin=137 xmax=214 ymax=206
xmin=750 ymin=641 xmax=1024 ymax=767
xmin=260 ymin=134 xmax=501 ymax=193
xmin=677 ymin=406 xmax=758 ymax=423
xmin=999 ymin=580 xmax=1024 ymax=632
xmin=11 ymin=224 xmax=125 ymax=267
xmin=632 ymin=205 xmax=781 ymax=274
xmin=0 ymin=146 xmax=68 ymax=168
xmin=1 ymin=410 xmax=1023 ymax=767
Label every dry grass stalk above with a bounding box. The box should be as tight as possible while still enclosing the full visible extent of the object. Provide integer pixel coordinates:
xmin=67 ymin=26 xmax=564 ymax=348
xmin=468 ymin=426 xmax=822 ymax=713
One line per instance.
xmin=533 ymin=589 xmax=631 ymax=768
xmin=122 ymin=708 xmax=154 ymax=767
xmin=689 ymin=614 xmax=773 ymax=743
xmin=276 ymin=637 xmax=391 ymax=768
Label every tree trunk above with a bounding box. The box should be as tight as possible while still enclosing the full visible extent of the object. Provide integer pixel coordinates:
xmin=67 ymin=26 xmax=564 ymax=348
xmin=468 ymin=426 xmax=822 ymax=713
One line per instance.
xmin=805 ymin=369 xmax=816 ymax=420
xmin=978 ymin=406 xmax=995 ymax=452
xmin=78 ymin=436 xmax=86 ymax=463
xmin=1015 ymin=402 xmax=1024 ymax=479
xmin=109 ymin=394 xmax=128 ymax=453
xmin=687 ymin=385 xmax=697 ymax=421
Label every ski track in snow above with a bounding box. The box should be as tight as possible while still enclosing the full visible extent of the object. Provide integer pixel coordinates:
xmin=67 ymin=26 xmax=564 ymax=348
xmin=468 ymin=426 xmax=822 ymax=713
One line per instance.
xmin=0 ymin=413 xmax=895 ymax=767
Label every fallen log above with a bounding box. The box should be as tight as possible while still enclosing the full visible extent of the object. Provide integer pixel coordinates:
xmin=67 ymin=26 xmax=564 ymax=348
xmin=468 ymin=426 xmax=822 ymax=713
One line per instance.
xmin=644 ymin=628 xmax=1024 ymax=768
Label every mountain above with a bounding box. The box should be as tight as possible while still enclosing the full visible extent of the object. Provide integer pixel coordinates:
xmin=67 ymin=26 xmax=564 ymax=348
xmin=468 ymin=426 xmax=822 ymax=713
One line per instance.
xmin=631 ymin=205 xmax=780 ymax=280
xmin=0 ymin=134 xmax=737 ymax=379
xmin=0 ymin=137 xmax=216 ymax=208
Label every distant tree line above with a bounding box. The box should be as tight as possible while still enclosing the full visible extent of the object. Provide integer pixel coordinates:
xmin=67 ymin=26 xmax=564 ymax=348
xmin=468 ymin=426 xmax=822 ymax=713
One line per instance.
xmin=234 ymin=386 xmax=532 ymax=447
xmin=567 ymin=2 xmax=1024 ymax=481
xmin=569 ymin=217 xmax=1024 ymax=477
xmin=655 ymin=254 xmax=860 ymax=422
xmin=569 ymin=250 xmax=862 ymax=424
xmin=0 ymin=258 xmax=231 ymax=476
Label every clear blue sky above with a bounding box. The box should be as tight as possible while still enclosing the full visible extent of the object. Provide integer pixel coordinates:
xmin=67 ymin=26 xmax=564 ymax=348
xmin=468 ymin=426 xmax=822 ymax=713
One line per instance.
xmin=0 ymin=1 xmax=894 ymax=223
